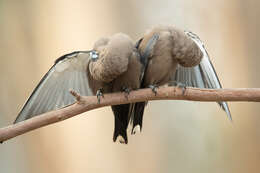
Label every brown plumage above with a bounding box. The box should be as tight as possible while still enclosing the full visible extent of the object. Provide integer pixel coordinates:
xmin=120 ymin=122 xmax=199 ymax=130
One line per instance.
xmin=14 ymin=33 xmax=144 ymax=144
xmin=89 ymin=34 xmax=132 ymax=83
xmin=15 ymin=26 xmax=228 ymax=144
xmin=132 ymin=25 xmax=203 ymax=132
xmin=139 ymin=25 xmax=203 ymax=87
xmin=89 ymin=33 xmax=143 ymax=144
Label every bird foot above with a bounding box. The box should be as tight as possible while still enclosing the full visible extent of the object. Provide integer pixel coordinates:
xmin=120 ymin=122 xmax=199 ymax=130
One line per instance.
xmin=96 ymin=89 xmax=104 ymax=103
xmin=122 ymin=87 xmax=131 ymax=99
xmin=148 ymin=84 xmax=159 ymax=95
xmin=169 ymin=81 xmax=187 ymax=95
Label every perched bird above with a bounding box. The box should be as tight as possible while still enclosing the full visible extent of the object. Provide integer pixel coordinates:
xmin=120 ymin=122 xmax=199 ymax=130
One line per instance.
xmin=132 ymin=25 xmax=231 ymax=133
xmin=91 ymin=33 xmax=144 ymax=144
xmin=14 ymin=33 xmax=145 ymax=144
xmin=13 ymin=26 xmax=231 ymax=144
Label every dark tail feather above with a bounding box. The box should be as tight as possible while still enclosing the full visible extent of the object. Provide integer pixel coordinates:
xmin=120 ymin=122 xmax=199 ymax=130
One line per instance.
xmin=132 ymin=101 xmax=146 ymax=134
xmin=111 ymin=104 xmax=131 ymax=144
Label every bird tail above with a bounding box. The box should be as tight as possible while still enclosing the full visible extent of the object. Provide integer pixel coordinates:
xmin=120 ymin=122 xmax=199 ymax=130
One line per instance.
xmin=131 ymin=102 xmax=146 ymax=134
xmin=111 ymin=104 xmax=132 ymax=144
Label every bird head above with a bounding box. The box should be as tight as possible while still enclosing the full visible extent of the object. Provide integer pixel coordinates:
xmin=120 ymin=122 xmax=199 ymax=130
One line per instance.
xmin=89 ymin=33 xmax=134 ymax=83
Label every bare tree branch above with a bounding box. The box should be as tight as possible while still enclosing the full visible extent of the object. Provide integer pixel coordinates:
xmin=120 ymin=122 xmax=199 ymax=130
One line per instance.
xmin=1 ymin=87 xmax=260 ymax=143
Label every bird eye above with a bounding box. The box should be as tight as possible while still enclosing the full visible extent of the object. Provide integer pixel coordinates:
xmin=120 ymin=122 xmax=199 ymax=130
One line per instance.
xmin=90 ymin=51 xmax=99 ymax=61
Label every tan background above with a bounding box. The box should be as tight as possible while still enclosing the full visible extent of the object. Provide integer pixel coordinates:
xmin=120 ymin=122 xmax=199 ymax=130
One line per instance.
xmin=0 ymin=0 xmax=260 ymax=172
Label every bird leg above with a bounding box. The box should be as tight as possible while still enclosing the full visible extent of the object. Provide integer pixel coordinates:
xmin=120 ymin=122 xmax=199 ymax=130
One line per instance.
xmin=122 ymin=87 xmax=131 ymax=99
xmin=169 ymin=81 xmax=187 ymax=95
xmin=148 ymin=84 xmax=159 ymax=95
xmin=96 ymin=89 xmax=104 ymax=103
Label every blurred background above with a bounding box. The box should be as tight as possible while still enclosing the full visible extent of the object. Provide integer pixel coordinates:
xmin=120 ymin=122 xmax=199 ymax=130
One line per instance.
xmin=0 ymin=0 xmax=260 ymax=172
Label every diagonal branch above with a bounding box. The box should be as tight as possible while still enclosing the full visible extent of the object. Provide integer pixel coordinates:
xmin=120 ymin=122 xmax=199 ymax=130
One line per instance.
xmin=1 ymin=87 xmax=260 ymax=143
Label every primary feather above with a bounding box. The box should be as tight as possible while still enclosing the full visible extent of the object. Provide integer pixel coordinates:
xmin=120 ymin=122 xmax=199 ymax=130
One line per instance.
xmin=173 ymin=31 xmax=232 ymax=120
xmin=14 ymin=51 xmax=94 ymax=123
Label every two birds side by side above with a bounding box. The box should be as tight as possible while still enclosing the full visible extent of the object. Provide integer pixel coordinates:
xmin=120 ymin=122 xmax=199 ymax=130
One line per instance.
xmin=14 ymin=25 xmax=231 ymax=144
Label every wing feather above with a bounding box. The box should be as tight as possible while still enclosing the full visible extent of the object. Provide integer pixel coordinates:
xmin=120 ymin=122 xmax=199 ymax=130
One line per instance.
xmin=173 ymin=31 xmax=232 ymax=120
xmin=15 ymin=51 xmax=94 ymax=123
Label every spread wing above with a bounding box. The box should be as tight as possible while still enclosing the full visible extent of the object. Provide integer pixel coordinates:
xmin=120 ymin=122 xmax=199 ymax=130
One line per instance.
xmin=173 ymin=31 xmax=232 ymax=120
xmin=14 ymin=51 xmax=94 ymax=123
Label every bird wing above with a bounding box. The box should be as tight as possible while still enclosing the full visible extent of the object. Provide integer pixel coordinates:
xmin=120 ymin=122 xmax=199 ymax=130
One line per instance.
xmin=173 ymin=31 xmax=232 ymax=120
xmin=14 ymin=51 xmax=94 ymax=123
xmin=129 ymin=34 xmax=160 ymax=131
